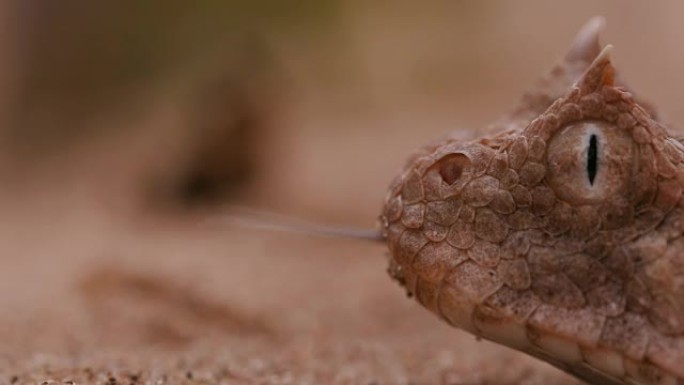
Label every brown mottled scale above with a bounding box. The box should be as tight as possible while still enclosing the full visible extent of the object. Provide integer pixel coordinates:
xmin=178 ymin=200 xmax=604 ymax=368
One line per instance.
xmin=381 ymin=18 xmax=684 ymax=385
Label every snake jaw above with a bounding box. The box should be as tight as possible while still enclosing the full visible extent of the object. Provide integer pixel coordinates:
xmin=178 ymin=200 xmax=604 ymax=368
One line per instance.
xmin=381 ymin=18 xmax=684 ymax=385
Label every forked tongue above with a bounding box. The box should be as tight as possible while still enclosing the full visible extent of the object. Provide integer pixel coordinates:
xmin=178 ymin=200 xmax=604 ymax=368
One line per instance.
xmin=204 ymin=206 xmax=384 ymax=242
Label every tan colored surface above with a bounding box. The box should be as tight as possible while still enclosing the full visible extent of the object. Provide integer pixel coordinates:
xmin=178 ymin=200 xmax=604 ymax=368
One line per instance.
xmin=0 ymin=200 xmax=580 ymax=384
xmin=2 ymin=2 xmax=684 ymax=384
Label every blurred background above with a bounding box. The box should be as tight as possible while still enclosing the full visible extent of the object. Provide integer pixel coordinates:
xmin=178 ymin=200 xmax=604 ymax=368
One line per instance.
xmin=0 ymin=1 xmax=683 ymax=383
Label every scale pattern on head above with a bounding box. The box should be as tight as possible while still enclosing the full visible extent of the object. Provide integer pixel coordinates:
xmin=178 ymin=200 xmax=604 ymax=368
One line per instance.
xmin=381 ymin=18 xmax=684 ymax=385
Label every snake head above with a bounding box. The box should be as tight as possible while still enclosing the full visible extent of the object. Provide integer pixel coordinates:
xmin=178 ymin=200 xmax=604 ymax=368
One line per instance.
xmin=381 ymin=19 xmax=684 ymax=385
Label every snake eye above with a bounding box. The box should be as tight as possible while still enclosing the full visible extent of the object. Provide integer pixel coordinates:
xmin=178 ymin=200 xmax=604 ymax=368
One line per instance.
xmin=587 ymin=134 xmax=598 ymax=185
xmin=546 ymin=121 xmax=633 ymax=204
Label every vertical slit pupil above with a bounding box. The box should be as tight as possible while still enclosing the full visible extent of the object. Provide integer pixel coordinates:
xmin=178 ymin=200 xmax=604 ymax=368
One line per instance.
xmin=587 ymin=134 xmax=598 ymax=185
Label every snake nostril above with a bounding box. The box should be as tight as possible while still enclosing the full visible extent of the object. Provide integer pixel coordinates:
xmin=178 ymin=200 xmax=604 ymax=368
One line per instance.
xmin=437 ymin=153 xmax=471 ymax=185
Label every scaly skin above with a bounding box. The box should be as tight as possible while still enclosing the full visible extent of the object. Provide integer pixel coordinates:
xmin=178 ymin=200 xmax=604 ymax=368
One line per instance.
xmin=381 ymin=18 xmax=684 ymax=385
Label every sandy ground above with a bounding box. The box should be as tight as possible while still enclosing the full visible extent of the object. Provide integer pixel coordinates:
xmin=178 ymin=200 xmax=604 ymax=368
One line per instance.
xmin=3 ymin=2 xmax=684 ymax=384
xmin=0 ymin=190 xmax=581 ymax=385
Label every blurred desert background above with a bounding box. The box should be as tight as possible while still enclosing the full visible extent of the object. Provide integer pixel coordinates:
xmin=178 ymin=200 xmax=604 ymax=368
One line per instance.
xmin=0 ymin=1 xmax=683 ymax=384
